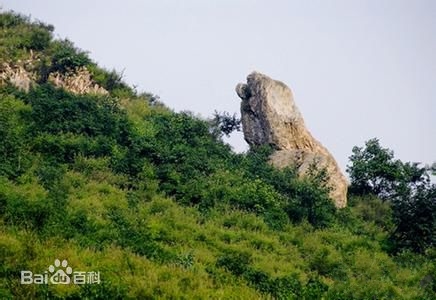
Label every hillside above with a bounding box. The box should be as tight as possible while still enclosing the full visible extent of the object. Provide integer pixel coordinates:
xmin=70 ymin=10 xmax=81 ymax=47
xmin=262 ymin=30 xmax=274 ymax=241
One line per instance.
xmin=0 ymin=11 xmax=435 ymax=299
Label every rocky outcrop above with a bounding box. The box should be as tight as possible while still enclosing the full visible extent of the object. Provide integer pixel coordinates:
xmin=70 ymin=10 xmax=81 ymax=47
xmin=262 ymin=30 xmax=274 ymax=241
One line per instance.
xmin=236 ymin=72 xmax=348 ymax=208
xmin=48 ymin=66 xmax=108 ymax=95
xmin=0 ymin=57 xmax=38 ymax=92
xmin=0 ymin=64 xmax=35 ymax=92
xmin=0 ymin=52 xmax=108 ymax=95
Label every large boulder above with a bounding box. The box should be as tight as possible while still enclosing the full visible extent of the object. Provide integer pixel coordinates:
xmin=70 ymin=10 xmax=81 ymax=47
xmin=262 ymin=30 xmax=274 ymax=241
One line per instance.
xmin=236 ymin=72 xmax=348 ymax=208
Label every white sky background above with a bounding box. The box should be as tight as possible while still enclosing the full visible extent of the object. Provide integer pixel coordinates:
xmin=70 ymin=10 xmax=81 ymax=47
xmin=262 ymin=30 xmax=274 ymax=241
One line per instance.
xmin=2 ymin=0 xmax=435 ymax=174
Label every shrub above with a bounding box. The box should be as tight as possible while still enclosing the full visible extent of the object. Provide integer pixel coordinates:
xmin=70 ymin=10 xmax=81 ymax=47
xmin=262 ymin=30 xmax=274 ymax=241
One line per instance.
xmin=0 ymin=11 xmax=29 ymax=28
xmin=48 ymin=39 xmax=91 ymax=73
xmin=3 ymin=12 xmax=436 ymax=298
xmin=87 ymin=64 xmax=134 ymax=96
xmin=286 ymin=165 xmax=336 ymax=228
xmin=27 ymin=85 xmax=125 ymax=137
xmin=216 ymin=250 xmax=252 ymax=276
xmin=348 ymin=138 xmax=435 ymax=253
xmin=210 ymin=110 xmax=241 ymax=138
xmin=390 ymin=184 xmax=436 ymax=253
xmin=347 ymin=138 xmax=401 ymax=197
xmin=347 ymin=138 xmax=427 ymax=199
xmin=352 ymin=195 xmax=393 ymax=230
xmin=0 ymin=95 xmax=31 ymax=178
xmin=0 ymin=178 xmax=52 ymax=230
xmin=23 ymin=27 xmax=51 ymax=51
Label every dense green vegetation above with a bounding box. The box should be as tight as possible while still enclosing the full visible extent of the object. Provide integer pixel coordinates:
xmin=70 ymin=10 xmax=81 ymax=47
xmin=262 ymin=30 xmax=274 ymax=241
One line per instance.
xmin=347 ymin=139 xmax=436 ymax=253
xmin=0 ymin=10 xmax=435 ymax=299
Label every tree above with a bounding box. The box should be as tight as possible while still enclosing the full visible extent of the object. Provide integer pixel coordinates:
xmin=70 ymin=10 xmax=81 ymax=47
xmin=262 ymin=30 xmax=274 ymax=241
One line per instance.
xmin=347 ymin=138 xmax=435 ymax=253
xmin=48 ymin=39 xmax=91 ymax=73
xmin=0 ymin=95 xmax=31 ymax=178
xmin=286 ymin=164 xmax=336 ymax=228
xmin=347 ymin=138 xmax=427 ymax=199
xmin=210 ymin=111 xmax=241 ymax=138
xmin=429 ymin=162 xmax=436 ymax=176
xmin=390 ymin=182 xmax=436 ymax=253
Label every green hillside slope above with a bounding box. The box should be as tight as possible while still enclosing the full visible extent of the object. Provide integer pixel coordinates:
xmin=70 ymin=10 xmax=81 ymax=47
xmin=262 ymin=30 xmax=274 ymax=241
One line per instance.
xmin=0 ymin=11 xmax=435 ymax=299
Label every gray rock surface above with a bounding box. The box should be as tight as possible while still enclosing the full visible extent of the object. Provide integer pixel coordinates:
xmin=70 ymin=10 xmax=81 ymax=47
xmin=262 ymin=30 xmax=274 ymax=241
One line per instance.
xmin=236 ymin=72 xmax=348 ymax=208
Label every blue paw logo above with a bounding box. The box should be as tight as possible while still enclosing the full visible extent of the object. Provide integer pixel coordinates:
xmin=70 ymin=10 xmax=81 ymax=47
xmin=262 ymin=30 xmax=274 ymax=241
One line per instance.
xmin=48 ymin=259 xmax=73 ymax=284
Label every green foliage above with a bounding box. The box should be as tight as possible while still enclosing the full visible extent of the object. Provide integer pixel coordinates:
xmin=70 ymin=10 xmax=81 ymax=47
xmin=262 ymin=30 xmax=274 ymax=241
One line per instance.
xmin=215 ymin=249 xmax=328 ymax=299
xmin=0 ymin=10 xmax=135 ymax=100
xmin=210 ymin=110 xmax=241 ymax=137
xmin=390 ymin=184 xmax=436 ymax=253
xmin=0 ymin=94 xmax=31 ymax=178
xmin=0 ymin=11 xmax=53 ymax=60
xmin=0 ymin=12 xmax=435 ymax=299
xmin=24 ymin=26 xmax=52 ymax=51
xmin=87 ymin=64 xmax=135 ymax=96
xmin=347 ymin=138 xmax=436 ymax=254
xmin=286 ymin=165 xmax=336 ymax=228
xmin=0 ymin=11 xmax=29 ymax=28
xmin=430 ymin=162 xmax=436 ymax=176
xmin=350 ymin=194 xmax=393 ymax=230
xmin=47 ymin=39 xmax=91 ymax=73
xmin=347 ymin=138 xmax=402 ymax=198
xmin=347 ymin=138 xmax=428 ymax=199
xmin=217 ymin=249 xmax=252 ymax=276
xmin=26 ymin=84 xmax=127 ymax=138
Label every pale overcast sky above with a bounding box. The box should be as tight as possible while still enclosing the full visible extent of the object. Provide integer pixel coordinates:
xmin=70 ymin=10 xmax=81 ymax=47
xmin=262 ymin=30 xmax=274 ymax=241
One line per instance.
xmin=2 ymin=0 xmax=435 ymax=174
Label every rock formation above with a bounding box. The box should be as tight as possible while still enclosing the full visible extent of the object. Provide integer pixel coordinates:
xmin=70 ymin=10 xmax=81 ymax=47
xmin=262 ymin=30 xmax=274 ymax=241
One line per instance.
xmin=0 ymin=51 xmax=108 ymax=95
xmin=0 ymin=63 xmax=36 ymax=92
xmin=236 ymin=72 xmax=348 ymax=208
xmin=48 ymin=66 xmax=108 ymax=95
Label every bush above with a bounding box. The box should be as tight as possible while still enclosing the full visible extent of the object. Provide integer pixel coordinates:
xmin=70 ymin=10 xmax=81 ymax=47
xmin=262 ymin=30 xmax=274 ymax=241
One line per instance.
xmin=351 ymin=195 xmax=393 ymax=230
xmin=216 ymin=250 xmax=252 ymax=276
xmin=347 ymin=138 xmax=435 ymax=253
xmin=210 ymin=110 xmax=241 ymax=138
xmin=286 ymin=165 xmax=336 ymax=228
xmin=347 ymin=138 xmax=402 ymax=198
xmin=48 ymin=39 xmax=91 ymax=73
xmin=0 ymin=95 xmax=31 ymax=178
xmin=0 ymin=178 xmax=52 ymax=230
xmin=87 ymin=64 xmax=134 ymax=96
xmin=390 ymin=184 xmax=436 ymax=253
xmin=0 ymin=11 xmax=28 ymax=28
xmin=27 ymin=85 xmax=122 ymax=136
xmin=347 ymin=138 xmax=427 ymax=199
xmin=23 ymin=27 xmax=51 ymax=51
